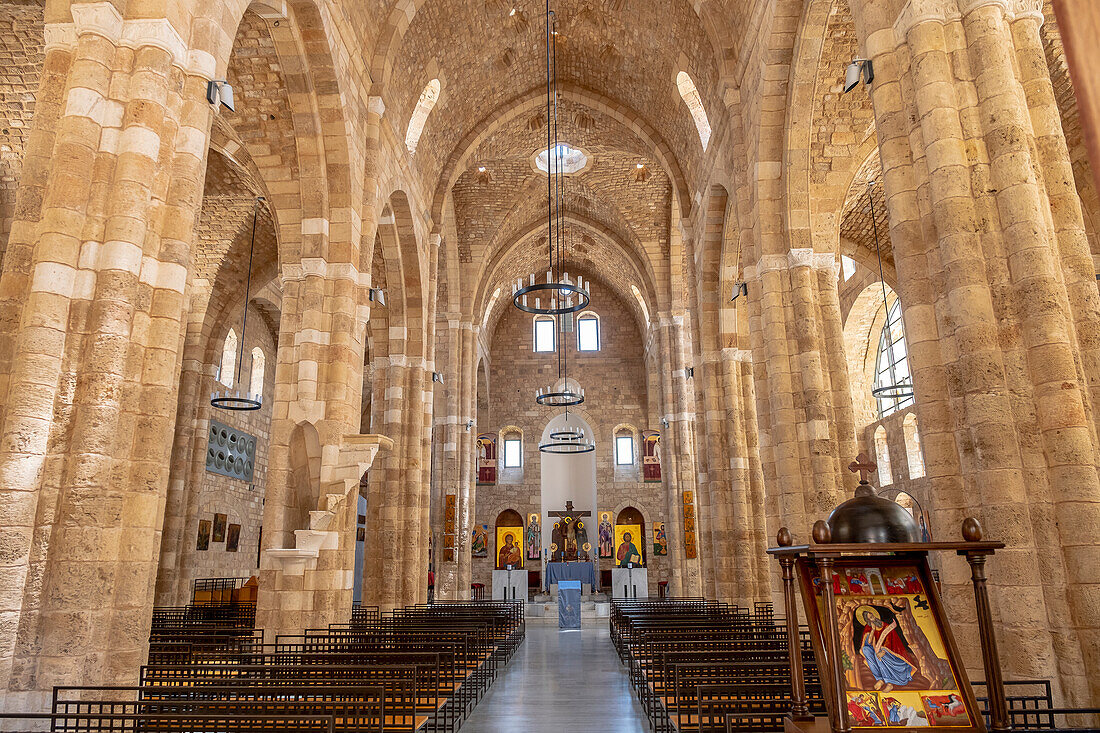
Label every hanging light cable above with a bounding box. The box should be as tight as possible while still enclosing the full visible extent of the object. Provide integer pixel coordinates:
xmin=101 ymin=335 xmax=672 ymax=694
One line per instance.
xmin=512 ymin=0 xmax=589 ymax=318
xmin=212 ymin=196 xmax=265 ymax=411
xmin=534 ymin=9 xmax=584 ymax=409
xmin=867 ymin=180 xmax=914 ymax=403
xmin=536 ymin=11 xmax=592 ymax=454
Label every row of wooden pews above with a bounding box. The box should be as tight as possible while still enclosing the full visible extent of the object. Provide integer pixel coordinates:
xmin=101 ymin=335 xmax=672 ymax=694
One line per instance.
xmin=1 ymin=599 xmax=523 ymax=732
xmin=611 ymin=598 xmax=825 ymax=733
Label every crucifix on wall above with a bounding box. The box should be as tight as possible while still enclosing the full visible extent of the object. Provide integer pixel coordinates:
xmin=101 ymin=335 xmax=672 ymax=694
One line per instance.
xmin=548 ymin=501 xmax=592 ymax=562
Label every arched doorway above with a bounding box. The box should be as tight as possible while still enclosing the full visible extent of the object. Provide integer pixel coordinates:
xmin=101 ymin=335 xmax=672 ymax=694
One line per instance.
xmin=539 ymin=412 xmax=597 ymax=557
xmin=614 ymin=506 xmax=646 ymax=567
xmin=494 ymin=509 xmax=524 ymax=569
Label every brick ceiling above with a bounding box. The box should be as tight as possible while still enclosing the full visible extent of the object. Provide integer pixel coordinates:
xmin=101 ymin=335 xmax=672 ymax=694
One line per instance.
xmin=388 ymin=0 xmax=723 ymax=195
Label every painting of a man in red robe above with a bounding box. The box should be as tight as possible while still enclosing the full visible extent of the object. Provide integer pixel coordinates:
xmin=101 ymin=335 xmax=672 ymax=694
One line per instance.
xmin=847 ymin=569 xmax=871 ymax=594
xmin=642 ymin=430 xmax=661 ymax=482
xmin=476 ymin=434 xmax=496 ymax=485
xmin=854 ymin=605 xmax=919 ymax=691
xmin=846 ymin=694 xmax=887 ymax=726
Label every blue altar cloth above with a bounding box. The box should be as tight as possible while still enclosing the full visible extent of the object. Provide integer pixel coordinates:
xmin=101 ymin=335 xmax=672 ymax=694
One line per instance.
xmin=558 ymin=581 xmax=581 ymax=629
xmin=545 ymin=561 xmax=597 ymax=591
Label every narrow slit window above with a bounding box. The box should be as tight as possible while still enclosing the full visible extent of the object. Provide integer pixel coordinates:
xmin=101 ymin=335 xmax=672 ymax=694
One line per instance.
xmin=534 ymin=317 xmax=556 ymax=352
xmin=503 ymin=438 xmax=522 ymax=468
xmin=577 ymin=314 xmax=599 ymax=351
xmin=405 ymin=79 xmax=441 ymax=154
xmin=676 ymin=71 xmax=711 ymax=150
xmin=615 ymin=435 xmax=634 ymax=465
xmin=219 ymin=329 xmax=238 ymax=387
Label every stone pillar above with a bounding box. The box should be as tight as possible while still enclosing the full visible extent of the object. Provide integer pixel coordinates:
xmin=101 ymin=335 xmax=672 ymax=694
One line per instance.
xmin=0 ymin=7 xmax=213 ymax=710
xmin=654 ymin=312 xmax=700 ymax=596
xmin=455 ymin=324 xmax=478 ymax=598
xmin=860 ymin=0 xmax=1100 ymax=703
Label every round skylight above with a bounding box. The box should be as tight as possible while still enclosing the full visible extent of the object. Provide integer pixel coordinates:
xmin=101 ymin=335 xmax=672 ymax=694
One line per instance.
xmin=534 ymin=143 xmax=589 ymax=175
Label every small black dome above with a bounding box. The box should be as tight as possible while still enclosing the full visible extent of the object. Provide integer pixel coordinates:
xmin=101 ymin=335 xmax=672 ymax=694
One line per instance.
xmin=826 ymin=485 xmax=920 ymax=543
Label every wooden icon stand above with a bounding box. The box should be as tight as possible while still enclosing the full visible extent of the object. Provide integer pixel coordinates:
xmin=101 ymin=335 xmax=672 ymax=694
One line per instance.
xmin=769 ymin=519 xmax=1007 ymax=733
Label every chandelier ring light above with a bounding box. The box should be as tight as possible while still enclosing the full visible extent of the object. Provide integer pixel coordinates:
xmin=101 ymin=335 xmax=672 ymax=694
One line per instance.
xmin=211 ymin=196 xmax=265 ymax=412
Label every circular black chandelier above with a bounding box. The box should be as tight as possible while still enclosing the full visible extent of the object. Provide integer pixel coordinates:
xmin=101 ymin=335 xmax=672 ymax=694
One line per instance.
xmin=539 ymin=419 xmax=595 ymax=454
xmin=211 ymin=197 xmax=265 ymax=412
xmin=866 ymin=180 xmax=914 ymax=403
xmin=535 ymin=382 xmax=585 ymax=407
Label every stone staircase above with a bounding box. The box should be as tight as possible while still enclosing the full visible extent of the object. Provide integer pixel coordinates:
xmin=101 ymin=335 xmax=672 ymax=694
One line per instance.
xmin=526 ymin=591 xmax=610 ymax=620
xmin=257 ymin=433 xmax=392 ymax=640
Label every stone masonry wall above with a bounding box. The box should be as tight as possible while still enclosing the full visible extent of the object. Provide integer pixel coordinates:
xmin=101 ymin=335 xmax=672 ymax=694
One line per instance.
xmin=472 ymin=277 xmax=669 ymax=594
xmin=179 ymin=307 xmax=276 ymax=595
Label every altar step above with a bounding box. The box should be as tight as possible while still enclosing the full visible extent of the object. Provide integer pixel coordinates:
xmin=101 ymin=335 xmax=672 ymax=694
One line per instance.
xmin=531 ymin=592 xmax=608 ymax=603
xmin=525 ymin=600 xmax=610 ymax=620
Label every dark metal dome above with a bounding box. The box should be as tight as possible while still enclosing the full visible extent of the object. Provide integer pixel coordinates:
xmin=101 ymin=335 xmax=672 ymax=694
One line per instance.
xmin=826 ymin=484 xmax=921 ymax=543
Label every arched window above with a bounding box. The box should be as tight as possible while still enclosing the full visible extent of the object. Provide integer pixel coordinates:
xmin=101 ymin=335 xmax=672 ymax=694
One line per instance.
xmin=875 ymin=298 xmax=914 ymax=418
xmin=615 ymin=431 xmax=635 ymax=466
xmin=534 ymin=316 xmax=556 ymax=352
xmin=631 ymin=284 xmax=650 ymax=324
xmin=577 ymin=313 xmax=600 ymax=351
xmin=219 ymin=329 xmax=237 ymax=387
xmin=676 ymin=71 xmax=711 ymax=150
xmin=903 ymin=413 xmax=925 ymax=479
xmin=250 ymin=347 xmax=265 ymax=397
xmin=503 ymin=433 xmax=523 ymax=468
xmin=405 ymin=79 xmax=440 ymax=154
xmin=841 ymin=255 xmax=856 ymax=281
xmin=874 ymin=426 xmax=893 ymax=486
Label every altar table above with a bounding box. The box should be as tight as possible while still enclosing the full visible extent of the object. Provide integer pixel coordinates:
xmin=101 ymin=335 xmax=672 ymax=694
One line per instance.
xmin=544 ymin=561 xmax=598 ymax=591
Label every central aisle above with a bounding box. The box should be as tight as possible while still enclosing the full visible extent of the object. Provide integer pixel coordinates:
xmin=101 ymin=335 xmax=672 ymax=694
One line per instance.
xmin=461 ymin=622 xmax=650 ymax=732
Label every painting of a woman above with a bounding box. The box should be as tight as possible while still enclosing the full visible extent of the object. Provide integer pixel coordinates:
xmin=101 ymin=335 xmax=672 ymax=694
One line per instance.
xmin=497 ymin=532 xmax=522 ymax=568
xmin=857 ymin=606 xmax=918 ymax=691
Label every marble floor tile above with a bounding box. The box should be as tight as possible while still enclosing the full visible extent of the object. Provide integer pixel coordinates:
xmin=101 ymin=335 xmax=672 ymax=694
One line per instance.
xmin=460 ymin=621 xmax=650 ymax=732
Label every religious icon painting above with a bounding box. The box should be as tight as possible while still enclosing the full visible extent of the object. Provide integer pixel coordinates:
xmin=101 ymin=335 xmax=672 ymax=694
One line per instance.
xmin=356 ymin=527 xmax=366 ymax=542
xmin=471 ymin=524 xmax=489 ymax=557
xmin=598 ymin=511 xmax=614 ymax=558
xmin=525 ymin=513 xmax=541 ymax=560
xmin=196 ymin=519 xmax=211 ymax=551
xmin=614 ymin=524 xmax=644 ymax=567
xmin=212 ymin=513 xmax=227 ymax=543
xmin=226 ymin=523 xmax=241 ymax=552
xmin=683 ymin=516 xmax=695 ymax=533
xmin=683 ymin=490 xmax=694 ymax=505
xmin=642 ymin=430 xmax=662 ymax=482
xmin=683 ymin=504 xmax=695 ymax=520
xmin=496 ymin=526 xmax=523 ymax=569
xmin=476 ymin=434 xmax=497 ymax=485
xmin=652 ymin=522 xmax=667 ymax=556
xmin=797 ymin=557 xmax=979 ymax=730
xmin=684 ymin=534 xmax=697 ymax=559
xmin=443 ymin=547 xmax=455 ymax=562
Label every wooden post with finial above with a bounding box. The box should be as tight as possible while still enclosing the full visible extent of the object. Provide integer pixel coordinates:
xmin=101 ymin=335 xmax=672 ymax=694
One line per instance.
xmin=959 ymin=517 xmax=1010 ymax=731
xmin=812 ymin=520 xmax=850 ymax=733
xmin=776 ymin=527 xmax=811 ymax=720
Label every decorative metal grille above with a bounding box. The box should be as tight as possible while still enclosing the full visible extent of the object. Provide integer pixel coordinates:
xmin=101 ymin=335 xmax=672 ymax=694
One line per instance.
xmin=206 ymin=419 xmax=256 ymax=482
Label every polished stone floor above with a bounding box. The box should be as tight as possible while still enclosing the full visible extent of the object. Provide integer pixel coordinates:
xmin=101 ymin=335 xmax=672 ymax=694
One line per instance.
xmin=461 ymin=621 xmax=651 ymax=732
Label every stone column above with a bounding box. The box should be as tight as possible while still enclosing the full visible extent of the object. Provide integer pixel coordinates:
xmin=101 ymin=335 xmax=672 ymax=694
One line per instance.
xmin=0 ymin=8 xmax=213 ymax=710
xmin=654 ymin=312 xmax=700 ymax=596
xmin=859 ymin=0 xmax=1100 ymax=703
